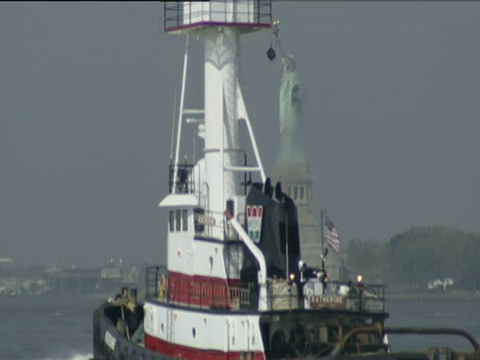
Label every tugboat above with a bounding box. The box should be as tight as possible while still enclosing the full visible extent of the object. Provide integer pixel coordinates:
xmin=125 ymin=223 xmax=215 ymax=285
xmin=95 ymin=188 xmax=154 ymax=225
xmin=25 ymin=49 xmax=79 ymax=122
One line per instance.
xmin=92 ymin=2 xmax=480 ymax=360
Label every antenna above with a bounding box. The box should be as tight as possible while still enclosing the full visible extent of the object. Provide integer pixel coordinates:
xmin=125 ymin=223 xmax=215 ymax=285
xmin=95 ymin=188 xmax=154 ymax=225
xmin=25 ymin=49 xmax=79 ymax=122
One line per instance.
xmin=172 ymin=35 xmax=190 ymax=194
xmin=169 ymin=90 xmax=177 ymax=160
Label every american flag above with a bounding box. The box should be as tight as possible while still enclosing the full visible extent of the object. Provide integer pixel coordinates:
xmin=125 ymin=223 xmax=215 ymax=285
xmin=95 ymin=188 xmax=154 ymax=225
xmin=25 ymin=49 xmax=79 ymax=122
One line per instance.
xmin=324 ymin=215 xmax=340 ymax=253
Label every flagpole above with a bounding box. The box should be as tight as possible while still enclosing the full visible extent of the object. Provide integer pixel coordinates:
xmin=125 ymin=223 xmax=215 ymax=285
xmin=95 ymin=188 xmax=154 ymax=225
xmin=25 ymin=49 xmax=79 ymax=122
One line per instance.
xmin=285 ymin=210 xmax=289 ymax=280
xmin=320 ymin=209 xmax=325 ymax=272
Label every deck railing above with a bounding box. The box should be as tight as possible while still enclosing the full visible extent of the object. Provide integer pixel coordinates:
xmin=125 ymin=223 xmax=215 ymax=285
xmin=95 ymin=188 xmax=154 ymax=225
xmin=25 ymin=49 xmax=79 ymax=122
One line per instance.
xmin=305 ymin=281 xmax=387 ymax=313
xmin=229 ymin=287 xmax=251 ymax=310
xmin=145 ymin=266 xmax=168 ymax=300
xmin=145 ymin=267 xmax=386 ymax=313
xmin=145 ymin=266 xmax=252 ymax=310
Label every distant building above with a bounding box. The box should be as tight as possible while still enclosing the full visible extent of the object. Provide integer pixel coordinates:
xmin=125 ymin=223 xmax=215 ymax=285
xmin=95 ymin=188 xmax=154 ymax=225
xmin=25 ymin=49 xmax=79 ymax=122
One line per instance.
xmin=428 ymin=278 xmax=454 ymax=291
xmin=44 ymin=265 xmax=140 ymax=294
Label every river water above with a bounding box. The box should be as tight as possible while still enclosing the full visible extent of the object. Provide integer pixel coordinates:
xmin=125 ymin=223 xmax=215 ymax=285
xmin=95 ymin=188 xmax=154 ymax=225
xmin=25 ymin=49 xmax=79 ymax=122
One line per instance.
xmin=2 ymin=295 xmax=480 ymax=359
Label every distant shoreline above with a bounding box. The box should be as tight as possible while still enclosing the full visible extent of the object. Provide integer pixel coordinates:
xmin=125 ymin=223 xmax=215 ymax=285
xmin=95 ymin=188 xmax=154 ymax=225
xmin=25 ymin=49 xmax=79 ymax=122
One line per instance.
xmin=386 ymin=288 xmax=480 ymax=301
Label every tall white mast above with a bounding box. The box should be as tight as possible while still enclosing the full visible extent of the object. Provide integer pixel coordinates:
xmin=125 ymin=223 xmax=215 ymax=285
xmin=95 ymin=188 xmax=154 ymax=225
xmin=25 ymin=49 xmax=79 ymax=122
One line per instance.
xmin=203 ymin=26 xmax=240 ymax=237
xmin=165 ymin=1 xmax=272 ymax=239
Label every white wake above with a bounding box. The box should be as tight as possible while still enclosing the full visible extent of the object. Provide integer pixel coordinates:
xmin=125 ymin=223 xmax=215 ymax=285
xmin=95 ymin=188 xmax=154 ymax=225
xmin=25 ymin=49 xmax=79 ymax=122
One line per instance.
xmin=42 ymin=354 xmax=93 ymax=360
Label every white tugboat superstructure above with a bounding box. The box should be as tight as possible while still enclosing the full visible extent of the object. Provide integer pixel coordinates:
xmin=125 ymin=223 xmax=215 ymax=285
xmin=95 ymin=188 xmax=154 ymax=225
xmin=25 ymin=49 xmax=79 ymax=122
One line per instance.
xmin=92 ymin=2 xmax=391 ymax=359
xmin=142 ymin=2 xmax=388 ymax=358
xmin=148 ymin=3 xmax=273 ymax=357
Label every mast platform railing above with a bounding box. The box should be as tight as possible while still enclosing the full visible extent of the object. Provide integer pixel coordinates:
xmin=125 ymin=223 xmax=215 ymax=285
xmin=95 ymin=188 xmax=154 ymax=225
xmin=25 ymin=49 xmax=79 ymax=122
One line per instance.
xmin=169 ymin=163 xmax=196 ymax=194
xmin=164 ymin=1 xmax=272 ymax=33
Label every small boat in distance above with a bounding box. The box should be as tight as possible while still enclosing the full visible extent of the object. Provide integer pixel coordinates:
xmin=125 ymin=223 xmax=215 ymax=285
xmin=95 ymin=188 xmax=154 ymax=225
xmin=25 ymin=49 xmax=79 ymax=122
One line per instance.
xmin=92 ymin=2 xmax=480 ymax=359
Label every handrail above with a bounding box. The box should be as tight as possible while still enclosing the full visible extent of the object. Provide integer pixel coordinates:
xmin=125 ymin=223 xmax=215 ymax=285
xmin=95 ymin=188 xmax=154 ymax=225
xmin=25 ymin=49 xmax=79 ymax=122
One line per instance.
xmin=147 ymin=266 xmax=388 ymax=313
xmin=330 ymin=324 xmax=480 ymax=358
xmin=384 ymin=327 xmax=480 ymax=352
xmin=226 ymin=210 xmax=269 ymax=311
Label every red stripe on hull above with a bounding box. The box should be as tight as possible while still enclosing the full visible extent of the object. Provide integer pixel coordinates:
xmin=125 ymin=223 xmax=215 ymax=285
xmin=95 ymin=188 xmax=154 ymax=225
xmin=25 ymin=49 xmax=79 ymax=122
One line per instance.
xmin=167 ymin=272 xmax=241 ymax=309
xmin=169 ymin=271 xmax=241 ymax=287
xmin=145 ymin=334 xmax=265 ymax=360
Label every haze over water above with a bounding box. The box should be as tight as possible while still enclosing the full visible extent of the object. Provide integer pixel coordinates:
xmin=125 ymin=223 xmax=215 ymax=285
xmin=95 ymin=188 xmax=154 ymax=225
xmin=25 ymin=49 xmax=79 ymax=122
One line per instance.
xmin=2 ymin=295 xmax=479 ymax=359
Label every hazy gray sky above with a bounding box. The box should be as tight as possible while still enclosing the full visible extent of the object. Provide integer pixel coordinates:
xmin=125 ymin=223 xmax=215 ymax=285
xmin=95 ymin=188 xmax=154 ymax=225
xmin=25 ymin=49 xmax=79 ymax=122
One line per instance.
xmin=1 ymin=3 xmax=479 ymax=267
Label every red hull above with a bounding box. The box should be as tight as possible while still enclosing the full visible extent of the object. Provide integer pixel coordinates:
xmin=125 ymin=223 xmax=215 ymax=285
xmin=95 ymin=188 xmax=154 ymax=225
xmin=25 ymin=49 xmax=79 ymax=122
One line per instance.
xmin=145 ymin=334 xmax=265 ymax=360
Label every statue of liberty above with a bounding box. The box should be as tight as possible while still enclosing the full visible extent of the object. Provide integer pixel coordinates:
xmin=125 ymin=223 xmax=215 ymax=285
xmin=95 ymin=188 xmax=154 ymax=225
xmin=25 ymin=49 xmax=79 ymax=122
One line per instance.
xmin=273 ymin=53 xmax=343 ymax=280
xmin=276 ymin=54 xmax=308 ymax=167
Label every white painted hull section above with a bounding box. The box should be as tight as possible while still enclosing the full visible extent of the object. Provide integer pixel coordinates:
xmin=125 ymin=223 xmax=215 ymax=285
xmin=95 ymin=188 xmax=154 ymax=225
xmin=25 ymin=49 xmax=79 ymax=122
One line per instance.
xmin=144 ymin=301 xmax=264 ymax=353
xmin=167 ymin=235 xmax=229 ymax=278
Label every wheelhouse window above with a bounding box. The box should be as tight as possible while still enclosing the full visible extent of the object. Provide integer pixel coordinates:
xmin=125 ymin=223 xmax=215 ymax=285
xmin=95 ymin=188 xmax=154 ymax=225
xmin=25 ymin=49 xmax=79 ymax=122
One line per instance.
xmin=182 ymin=209 xmax=188 ymax=231
xmin=169 ymin=211 xmax=174 ymax=232
xmin=175 ymin=210 xmax=181 ymax=232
